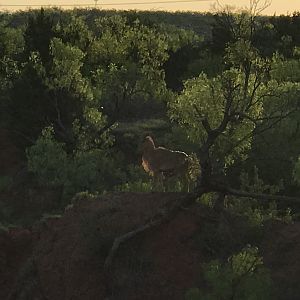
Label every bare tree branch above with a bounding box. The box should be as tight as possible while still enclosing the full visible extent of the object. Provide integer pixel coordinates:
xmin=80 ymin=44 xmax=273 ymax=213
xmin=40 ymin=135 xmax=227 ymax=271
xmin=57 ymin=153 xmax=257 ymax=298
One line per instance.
xmin=217 ymin=185 xmax=300 ymax=204
xmin=103 ymin=192 xmax=200 ymax=271
xmin=223 ymin=107 xmax=298 ymax=158
xmin=104 ymin=218 xmax=161 ymax=271
xmin=193 ymin=104 xmax=212 ymax=134
xmin=250 ymin=0 xmax=272 ymax=16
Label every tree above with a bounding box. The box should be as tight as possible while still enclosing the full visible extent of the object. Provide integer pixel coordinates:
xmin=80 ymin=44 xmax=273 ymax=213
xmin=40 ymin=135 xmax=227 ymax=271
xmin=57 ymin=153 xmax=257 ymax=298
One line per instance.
xmin=7 ymin=11 xmax=116 ymax=150
xmin=0 ymin=19 xmax=24 ymax=125
xmin=159 ymin=23 xmax=203 ymax=91
xmin=246 ymin=53 xmax=300 ymax=188
xmin=23 ymin=8 xmax=56 ymax=67
xmin=168 ymin=1 xmax=300 ymax=203
xmin=269 ymin=12 xmax=300 ymax=57
xmin=87 ymin=15 xmax=170 ymax=123
xmin=9 ymin=28 xmax=108 ymax=150
xmin=26 ymin=126 xmax=125 ymax=202
xmin=56 ymin=15 xmax=93 ymax=53
xmin=211 ymin=0 xmax=273 ymax=55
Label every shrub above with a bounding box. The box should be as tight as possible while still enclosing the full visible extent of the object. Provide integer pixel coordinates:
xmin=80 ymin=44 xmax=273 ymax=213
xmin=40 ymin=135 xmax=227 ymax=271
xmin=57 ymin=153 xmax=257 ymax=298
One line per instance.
xmin=115 ymin=179 xmax=154 ymax=192
xmin=26 ymin=126 xmax=126 ymax=203
xmin=186 ymin=246 xmax=274 ymax=300
xmin=26 ymin=126 xmax=68 ymax=187
xmin=226 ymin=167 xmax=292 ymax=226
xmin=114 ymin=165 xmax=154 ymax=192
xmin=64 ymin=149 xmax=125 ymax=197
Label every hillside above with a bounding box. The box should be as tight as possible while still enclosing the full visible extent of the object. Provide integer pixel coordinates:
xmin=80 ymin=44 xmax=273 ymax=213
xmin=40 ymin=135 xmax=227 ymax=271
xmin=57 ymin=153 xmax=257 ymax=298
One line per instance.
xmin=3 ymin=9 xmax=214 ymax=38
xmin=1 ymin=192 xmax=300 ymax=300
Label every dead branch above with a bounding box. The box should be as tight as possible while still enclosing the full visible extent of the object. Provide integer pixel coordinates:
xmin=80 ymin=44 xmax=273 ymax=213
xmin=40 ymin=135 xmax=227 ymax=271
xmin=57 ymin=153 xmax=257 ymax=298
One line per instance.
xmin=103 ymin=192 xmax=199 ymax=271
xmin=214 ymin=184 xmax=300 ymax=204
xmin=250 ymin=0 xmax=272 ymax=16
xmin=103 ymin=218 xmax=162 ymax=270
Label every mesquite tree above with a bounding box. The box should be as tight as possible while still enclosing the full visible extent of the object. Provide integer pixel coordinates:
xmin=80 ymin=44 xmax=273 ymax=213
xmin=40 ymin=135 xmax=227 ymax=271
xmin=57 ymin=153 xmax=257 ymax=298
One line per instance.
xmin=168 ymin=2 xmax=300 ymax=200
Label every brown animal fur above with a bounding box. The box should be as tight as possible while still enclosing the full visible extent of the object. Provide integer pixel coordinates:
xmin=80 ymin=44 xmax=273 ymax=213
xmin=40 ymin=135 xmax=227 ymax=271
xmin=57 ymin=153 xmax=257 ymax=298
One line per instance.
xmin=141 ymin=136 xmax=190 ymax=190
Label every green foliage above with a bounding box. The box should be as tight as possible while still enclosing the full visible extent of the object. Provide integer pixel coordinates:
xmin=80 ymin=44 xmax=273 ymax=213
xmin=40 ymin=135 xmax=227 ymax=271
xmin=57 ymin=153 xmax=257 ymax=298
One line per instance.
xmin=24 ymin=8 xmax=56 ymax=65
xmin=71 ymin=191 xmax=98 ymax=206
xmin=195 ymin=169 xmax=292 ymax=259
xmin=90 ymin=15 xmax=170 ymax=120
xmin=246 ymin=53 xmax=300 ymax=188
xmin=114 ymin=165 xmax=154 ymax=192
xmin=271 ymin=53 xmax=300 ymax=82
xmin=185 ymin=52 xmax=224 ymax=79
xmin=194 ymin=210 xmax=262 ymax=259
xmin=247 ymin=113 xmax=300 ymax=189
xmin=0 ymin=20 xmax=23 ymax=118
xmin=186 ymin=246 xmax=274 ymax=300
xmin=211 ymin=8 xmax=300 ymax=58
xmin=269 ymin=13 xmax=300 ymax=57
xmin=156 ymin=23 xmax=202 ymax=53
xmin=26 ymin=126 xmax=125 ymax=202
xmin=158 ymin=23 xmax=203 ymax=90
xmin=65 ymin=149 xmax=125 ymax=196
xmin=198 ymin=192 xmax=218 ymax=208
xmin=114 ymin=163 xmax=193 ymax=192
xmin=26 ymin=126 xmax=68 ymax=187
xmin=9 ymin=12 xmax=107 ymax=147
xmin=115 ymin=180 xmax=154 ymax=192
xmin=227 ymin=167 xmax=292 ymax=226
xmin=169 ymin=68 xmax=264 ymax=165
xmin=169 ymin=10 xmax=300 ymax=176
xmin=187 ymin=152 xmax=201 ymax=182
xmin=48 ymin=38 xmax=89 ymax=96
xmin=0 ymin=21 xmax=24 ymax=59
xmin=240 ymin=166 xmax=282 ymax=194
xmin=57 ymin=15 xmax=93 ymax=52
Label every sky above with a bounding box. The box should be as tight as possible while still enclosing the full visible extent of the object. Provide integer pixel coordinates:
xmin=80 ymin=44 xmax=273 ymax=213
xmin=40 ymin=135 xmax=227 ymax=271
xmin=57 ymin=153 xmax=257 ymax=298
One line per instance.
xmin=0 ymin=0 xmax=299 ymax=15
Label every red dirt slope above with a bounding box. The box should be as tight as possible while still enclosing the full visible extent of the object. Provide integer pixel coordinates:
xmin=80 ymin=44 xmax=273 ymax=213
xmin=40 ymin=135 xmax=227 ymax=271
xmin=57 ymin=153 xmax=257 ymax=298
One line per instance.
xmin=1 ymin=192 xmax=300 ymax=300
xmin=262 ymin=221 xmax=300 ymax=300
xmin=0 ymin=227 xmax=32 ymax=300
